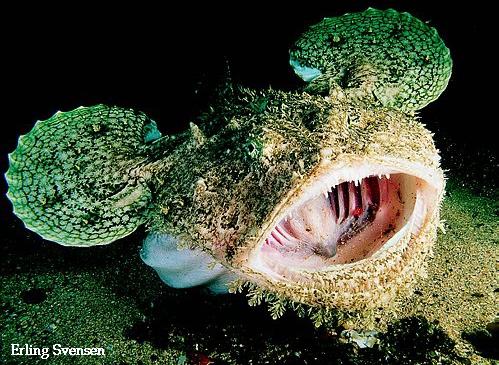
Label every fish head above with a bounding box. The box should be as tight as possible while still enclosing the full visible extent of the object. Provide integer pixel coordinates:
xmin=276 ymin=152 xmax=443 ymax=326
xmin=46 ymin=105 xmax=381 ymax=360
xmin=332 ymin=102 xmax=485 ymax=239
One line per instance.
xmin=158 ymin=88 xmax=444 ymax=310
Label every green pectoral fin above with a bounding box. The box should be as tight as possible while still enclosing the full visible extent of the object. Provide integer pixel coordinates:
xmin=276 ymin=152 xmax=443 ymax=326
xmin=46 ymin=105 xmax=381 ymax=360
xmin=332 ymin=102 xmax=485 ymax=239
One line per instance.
xmin=6 ymin=105 xmax=161 ymax=246
xmin=290 ymin=8 xmax=453 ymax=111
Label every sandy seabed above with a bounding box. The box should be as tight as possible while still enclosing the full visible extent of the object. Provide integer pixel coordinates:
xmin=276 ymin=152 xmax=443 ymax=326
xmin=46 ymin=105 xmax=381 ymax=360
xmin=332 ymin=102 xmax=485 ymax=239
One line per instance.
xmin=0 ymin=179 xmax=497 ymax=365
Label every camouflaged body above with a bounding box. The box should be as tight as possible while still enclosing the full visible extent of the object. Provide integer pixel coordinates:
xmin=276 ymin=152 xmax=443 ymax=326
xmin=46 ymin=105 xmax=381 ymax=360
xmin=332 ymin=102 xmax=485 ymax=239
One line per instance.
xmin=6 ymin=85 xmax=443 ymax=311
xmin=5 ymin=7 xmax=450 ymax=316
xmin=146 ymin=86 xmax=440 ymax=275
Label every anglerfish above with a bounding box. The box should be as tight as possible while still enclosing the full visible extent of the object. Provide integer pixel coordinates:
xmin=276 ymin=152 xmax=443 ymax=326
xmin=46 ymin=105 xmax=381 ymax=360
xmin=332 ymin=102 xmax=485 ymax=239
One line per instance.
xmin=5 ymin=8 xmax=452 ymax=323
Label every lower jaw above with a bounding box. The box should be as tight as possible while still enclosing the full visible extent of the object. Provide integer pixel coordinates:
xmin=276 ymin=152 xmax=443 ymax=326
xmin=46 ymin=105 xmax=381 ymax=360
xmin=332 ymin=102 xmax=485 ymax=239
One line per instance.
xmin=241 ymin=211 xmax=439 ymax=310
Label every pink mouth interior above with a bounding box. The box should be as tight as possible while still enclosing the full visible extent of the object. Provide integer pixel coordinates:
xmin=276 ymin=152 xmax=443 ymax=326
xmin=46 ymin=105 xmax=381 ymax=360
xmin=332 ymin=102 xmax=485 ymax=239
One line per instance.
xmin=261 ymin=174 xmax=415 ymax=270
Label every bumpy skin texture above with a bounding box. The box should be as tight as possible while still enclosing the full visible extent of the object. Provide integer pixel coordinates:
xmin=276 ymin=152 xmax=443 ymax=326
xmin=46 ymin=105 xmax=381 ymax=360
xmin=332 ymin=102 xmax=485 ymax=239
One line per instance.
xmin=5 ymin=88 xmax=443 ymax=312
xmin=147 ymin=86 xmax=443 ymax=310
xmin=290 ymin=8 xmax=452 ymax=112
xmin=5 ymin=8 xmax=450 ymax=316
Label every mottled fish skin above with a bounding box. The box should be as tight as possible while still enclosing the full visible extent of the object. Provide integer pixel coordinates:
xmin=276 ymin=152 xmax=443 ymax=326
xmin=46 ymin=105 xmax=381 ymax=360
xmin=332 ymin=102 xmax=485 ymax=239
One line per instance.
xmin=5 ymin=8 xmax=451 ymax=318
xmin=289 ymin=8 xmax=452 ymax=112
xmin=6 ymin=85 xmax=443 ymax=310
xmin=148 ymin=86 xmax=442 ymax=257
xmin=143 ymin=86 xmax=444 ymax=310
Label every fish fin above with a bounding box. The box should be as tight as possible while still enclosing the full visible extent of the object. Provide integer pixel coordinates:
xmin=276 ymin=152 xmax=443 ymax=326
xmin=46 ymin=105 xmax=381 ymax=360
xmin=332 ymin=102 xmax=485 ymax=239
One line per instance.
xmin=5 ymin=105 xmax=159 ymax=246
xmin=140 ymin=232 xmax=238 ymax=293
xmin=290 ymin=8 xmax=452 ymax=111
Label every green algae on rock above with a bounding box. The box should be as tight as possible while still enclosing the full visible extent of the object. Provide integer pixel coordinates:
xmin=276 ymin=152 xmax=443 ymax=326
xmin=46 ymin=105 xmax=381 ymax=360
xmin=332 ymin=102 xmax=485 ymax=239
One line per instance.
xmin=290 ymin=8 xmax=452 ymax=112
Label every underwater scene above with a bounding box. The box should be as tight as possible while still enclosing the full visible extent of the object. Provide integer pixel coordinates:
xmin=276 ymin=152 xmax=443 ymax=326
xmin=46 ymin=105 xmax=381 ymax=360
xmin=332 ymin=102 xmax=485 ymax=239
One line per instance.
xmin=0 ymin=3 xmax=497 ymax=365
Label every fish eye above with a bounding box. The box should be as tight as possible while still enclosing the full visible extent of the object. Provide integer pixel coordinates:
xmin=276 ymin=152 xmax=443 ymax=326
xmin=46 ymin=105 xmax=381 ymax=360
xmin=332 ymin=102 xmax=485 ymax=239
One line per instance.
xmin=243 ymin=137 xmax=263 ymax=160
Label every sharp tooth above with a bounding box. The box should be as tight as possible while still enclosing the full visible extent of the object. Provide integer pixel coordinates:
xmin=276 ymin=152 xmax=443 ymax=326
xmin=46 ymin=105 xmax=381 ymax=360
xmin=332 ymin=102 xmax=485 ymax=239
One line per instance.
xmin=386 ymin=173 xmax=390 ymax=179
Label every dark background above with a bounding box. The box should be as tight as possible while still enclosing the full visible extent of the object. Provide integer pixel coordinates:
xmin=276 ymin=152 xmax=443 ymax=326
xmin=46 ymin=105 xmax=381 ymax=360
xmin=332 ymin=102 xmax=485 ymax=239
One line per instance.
xmin=0 ymin=1 xmax=496 ymax=222
xmin=0 ymin=5 xmax=496 ymax=362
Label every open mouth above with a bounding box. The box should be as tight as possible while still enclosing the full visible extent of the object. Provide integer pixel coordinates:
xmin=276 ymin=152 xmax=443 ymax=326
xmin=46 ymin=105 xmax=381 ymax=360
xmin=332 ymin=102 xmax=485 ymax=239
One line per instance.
xmin=247 ymin=161 xmax=441 ymax=279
